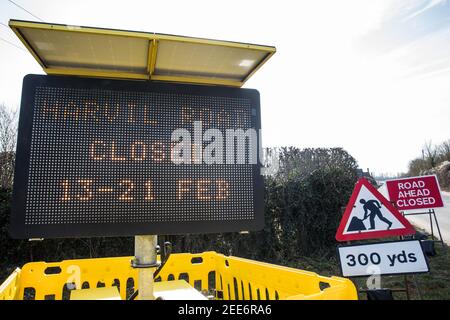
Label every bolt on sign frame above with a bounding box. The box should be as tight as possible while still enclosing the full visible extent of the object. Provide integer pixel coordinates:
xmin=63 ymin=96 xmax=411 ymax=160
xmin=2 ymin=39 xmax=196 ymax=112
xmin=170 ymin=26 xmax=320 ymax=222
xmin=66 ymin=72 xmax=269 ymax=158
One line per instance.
xmin=9 ymin=19 xmax=276 ymax=87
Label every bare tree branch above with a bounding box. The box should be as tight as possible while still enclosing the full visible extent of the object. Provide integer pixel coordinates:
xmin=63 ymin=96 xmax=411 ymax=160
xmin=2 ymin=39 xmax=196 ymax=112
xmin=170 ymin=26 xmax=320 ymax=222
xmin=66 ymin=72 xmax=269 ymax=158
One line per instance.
xmin=0 ymin=103 xmax=17 ymax=189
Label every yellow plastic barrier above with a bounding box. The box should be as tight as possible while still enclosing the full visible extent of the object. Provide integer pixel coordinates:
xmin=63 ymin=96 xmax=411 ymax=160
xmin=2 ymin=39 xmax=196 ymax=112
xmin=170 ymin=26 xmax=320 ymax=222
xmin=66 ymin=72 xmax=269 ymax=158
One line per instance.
xmin=0 ymin=252 xmax=357 ymax=300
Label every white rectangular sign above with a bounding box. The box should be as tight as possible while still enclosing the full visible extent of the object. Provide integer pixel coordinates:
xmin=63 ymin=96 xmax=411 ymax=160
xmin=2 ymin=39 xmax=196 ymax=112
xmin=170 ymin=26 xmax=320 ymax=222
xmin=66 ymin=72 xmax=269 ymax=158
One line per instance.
xmin=337 ymin=240 xmax=429 ymax=277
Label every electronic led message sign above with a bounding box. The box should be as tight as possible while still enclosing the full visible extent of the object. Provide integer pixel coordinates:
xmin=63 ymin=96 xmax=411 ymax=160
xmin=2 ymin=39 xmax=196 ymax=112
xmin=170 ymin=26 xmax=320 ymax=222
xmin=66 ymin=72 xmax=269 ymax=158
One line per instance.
xmin=10 ymin=75 xmax=263 ymax=238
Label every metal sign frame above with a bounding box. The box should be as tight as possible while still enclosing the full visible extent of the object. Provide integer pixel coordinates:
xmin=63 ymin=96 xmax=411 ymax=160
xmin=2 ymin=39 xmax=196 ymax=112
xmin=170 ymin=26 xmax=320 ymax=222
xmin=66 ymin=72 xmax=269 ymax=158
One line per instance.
xmin=10 ymin=74 xmax=264 ymax=238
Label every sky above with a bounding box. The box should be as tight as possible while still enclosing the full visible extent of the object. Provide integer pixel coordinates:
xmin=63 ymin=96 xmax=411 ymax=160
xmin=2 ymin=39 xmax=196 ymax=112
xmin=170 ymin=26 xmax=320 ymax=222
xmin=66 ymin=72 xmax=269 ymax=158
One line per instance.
xmin=0 ymin=0 xmax=449 ymax=175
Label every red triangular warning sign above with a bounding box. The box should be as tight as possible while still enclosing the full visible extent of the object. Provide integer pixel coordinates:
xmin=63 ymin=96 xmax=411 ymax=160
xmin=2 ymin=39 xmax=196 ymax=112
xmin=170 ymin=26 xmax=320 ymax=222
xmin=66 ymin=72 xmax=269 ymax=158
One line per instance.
xmin=336 ymin=178 xmax=415 ymax=242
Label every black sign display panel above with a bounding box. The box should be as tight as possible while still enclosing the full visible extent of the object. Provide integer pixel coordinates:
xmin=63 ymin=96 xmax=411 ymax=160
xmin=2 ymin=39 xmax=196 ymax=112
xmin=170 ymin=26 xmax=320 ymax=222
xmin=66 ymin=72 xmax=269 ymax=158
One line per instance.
xmin=10 ymin=74 xmax=263 ymax=238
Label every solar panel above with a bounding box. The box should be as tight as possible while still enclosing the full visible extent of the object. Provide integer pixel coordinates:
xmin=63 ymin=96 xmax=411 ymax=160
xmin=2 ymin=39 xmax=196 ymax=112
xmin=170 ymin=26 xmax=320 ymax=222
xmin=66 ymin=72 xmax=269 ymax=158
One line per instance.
xmin=10 ymin=20 xmax=275 ymax=86
xmin=20 ymin=28 xmax=150 ymax=73
xmin=153 ymin=39 xmax=270 ymax=81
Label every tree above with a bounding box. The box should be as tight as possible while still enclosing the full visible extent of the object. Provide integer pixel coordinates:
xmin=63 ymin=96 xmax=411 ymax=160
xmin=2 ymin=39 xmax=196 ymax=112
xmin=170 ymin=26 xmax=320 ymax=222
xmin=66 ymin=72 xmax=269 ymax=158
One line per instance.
xmin=408 ymin=158 xmax=429 ymax=177
xmin=438 ymin=139 xmax=450 ymax=162
xmin=0 ymin=104 xmax=17 ymax=189
xmin=423 ymin=140 xmax=438 ymax=169
xmin=406 ymin=139 xmax=450 ymax=178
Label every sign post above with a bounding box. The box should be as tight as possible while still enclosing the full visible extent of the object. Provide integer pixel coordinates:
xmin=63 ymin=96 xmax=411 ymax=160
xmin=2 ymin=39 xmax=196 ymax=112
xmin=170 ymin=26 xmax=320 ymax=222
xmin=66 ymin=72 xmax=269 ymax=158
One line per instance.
xmin=10 ymin=74 xmax=265 ymax=299
xmin=133 ymin=235 xmax=158 ymax=300
xmin=7 ymin=19 xmax=276 ymax=300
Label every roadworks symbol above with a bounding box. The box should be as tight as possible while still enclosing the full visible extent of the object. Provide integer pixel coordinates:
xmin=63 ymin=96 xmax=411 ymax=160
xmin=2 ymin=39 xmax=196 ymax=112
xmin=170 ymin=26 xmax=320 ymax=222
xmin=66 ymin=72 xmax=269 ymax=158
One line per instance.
xmin=335 ymin=178 xmax=415 ymax=241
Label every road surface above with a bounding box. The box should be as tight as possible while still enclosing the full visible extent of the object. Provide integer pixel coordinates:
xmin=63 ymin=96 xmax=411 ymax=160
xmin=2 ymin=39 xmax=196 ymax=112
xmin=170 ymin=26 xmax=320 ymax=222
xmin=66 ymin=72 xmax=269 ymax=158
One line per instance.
xmin=406 ymin=191 xmax=450 ymax=245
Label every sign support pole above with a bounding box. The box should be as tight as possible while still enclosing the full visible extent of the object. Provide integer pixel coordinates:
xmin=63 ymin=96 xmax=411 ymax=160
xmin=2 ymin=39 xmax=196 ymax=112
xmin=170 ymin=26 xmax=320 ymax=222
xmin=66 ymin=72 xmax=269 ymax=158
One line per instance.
xmin=431 ymin=209 xmax=445 ymax=248
xmin=429 ymin=209 xmax=434 ymax=239
xmin=403 ymin=275 xmax=410 ymax=300
xmin=402 ymin=209 xmax=445 ymax=248
xmin=134 ymin=235 xmax=158 ymax=300
xmin=412 ymin=275 xmax=423 ymax=300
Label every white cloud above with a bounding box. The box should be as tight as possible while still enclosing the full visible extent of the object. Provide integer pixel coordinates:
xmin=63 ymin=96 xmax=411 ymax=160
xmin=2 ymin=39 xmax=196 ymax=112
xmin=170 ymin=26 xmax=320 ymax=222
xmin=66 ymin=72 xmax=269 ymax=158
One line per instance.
xmin=403 ymin=0 xmax=447 ymax=21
